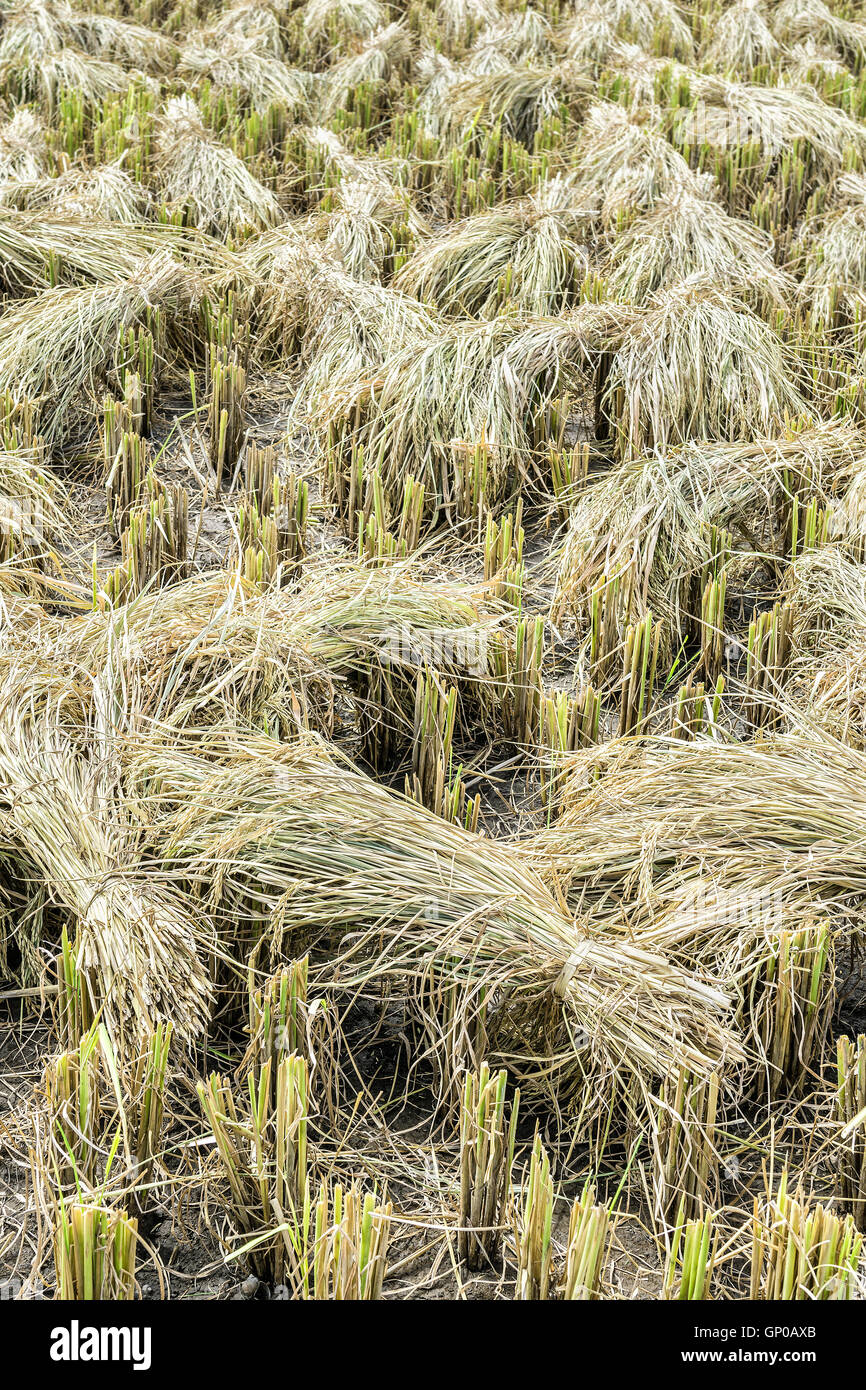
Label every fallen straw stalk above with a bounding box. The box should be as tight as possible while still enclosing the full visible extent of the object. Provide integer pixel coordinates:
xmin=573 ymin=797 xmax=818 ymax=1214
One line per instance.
xmin=177 ymin=37 xmax=312 ymax=119
xmin=2 ymin=44 xmax=140 ymax=114
xmin=572 ymin=0 xmax=694 ymax=59
xmin=0 ymin=251 xmax=191 ymax=451
xmin=303 ymin=303 xmax=624 ymax=518
xmin=773 ymin=0 xmax=866 ymax=66
xmin=0 ymin=208 xmax=184 ymax=295
xmin=235 ymin=226 xmax=435 ymax=368
xmin=527 ymin=733 xmax=866 ymax=1062
xmin=300 ymin=0 xmax=387 ymax=48
xmin=603 ymin=277 xmax=808 ymax=460
xmin=702 ymin=0 xmax=781 ymax=74
xmin=573 ymin=100 xmax=706 ymax=228
xmin=316 ymin=172 xmax=421 ymax=285
xmin=435 ymin=61 xmax=590 ymax=149
xmin=319 ymin=23 xmax=412 ymax=121
xmin=4 ymin=559 xmax=511 ymax=754
xmin=797 ymin=202 xmax=866 ymax=329
xmin=603 ymin=189 xmax=792 ymax=312
xmin=5 ymin=0 xmax=866 ymax=1309
xmin=0 ymin=442 xmax=68 ymax=570
xmin=395 ymin=176 xmax=594 ymax=319
xmin=783 ymin=547 xmax=866 ymax=747
xmin=672 ymin=73 xmax=866 ymax=179
xmin=154 ymin=95 xmax=282 ymax=237
xmin=18 ymin=160 xmax=151 ymax=225
xmin=553 ymin=422 xmax=860 ymax=646
xmin=0 ymin=700 xmax=212 ymax=1047
xmin=132 ymin=730 xmax=740 ymax=1119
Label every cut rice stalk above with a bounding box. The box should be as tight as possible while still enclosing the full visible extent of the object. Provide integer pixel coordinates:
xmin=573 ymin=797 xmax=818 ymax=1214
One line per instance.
xmin=651 ymin=1066 xmax=720 ymax=1229
xmin=745 ymin=600 xmax=793 ymax=728
xmin=198 ymin=1054 xmax=309 ymax=1284
xmin=128 ymin=1020 xmax=173 ymax=1195
xmin=618 ymin=610 xmax=660 ymax=736
xmin=837 ymin=1035 xmax=866 ymax=1230
xmin=405 ymin=668 xmax=479 ymax=829
xmin=310 ymin=1182 xmax=392 ymax=1301
xmin=116 ymin=320 xmax=159 ymax=437
xmin=55 ymin=923 xmax=93 ymax=1053
xmin=356 ymin=473 xmax=425 ymax=565
xmin=244 ymin=958 xmax=321 ymax=1100
xmin=238 ymin=471 xmax=308 ymax=590
xmin=459 ymin=1062 xmax=518 ymax=1272
xmin=103 ymin=476 xmax=190 ymax=604
xmin=105 ymin=428 xmax=148 ymax=536
xmin=54 ymin=1200 xmax=138 ymax=1301
xmin=538 ymin=686 xmax=600 ymax=809
xmin=498 ymin=614 xmax=544 ymax=745
xmin=209 ymin=352 xmax=247 ymax=494
xmin=549 ymin=441 xmax=590 ymax=520
xmin=562 ymin=1181 xmax=611 ymax=1300
xmin=43 ymin=1023 xmax=103 ymax=1192
xmin=483 ymin=500 xmax=525 ymax=608
xmin=750 ymin=1171 xmax=862 ymax=1300
xmin=670 ymin=674 xmax=725 ymax=740
xmin=514 ymin=1130 xmax=554 ymax=1300
xmin=662 ymin=1205 xmax=716 ymax=1300
xmin=700 ymin=567 xmax=727 ymax=679
xmin=737 ymin=921 xmax=834 ymax=1100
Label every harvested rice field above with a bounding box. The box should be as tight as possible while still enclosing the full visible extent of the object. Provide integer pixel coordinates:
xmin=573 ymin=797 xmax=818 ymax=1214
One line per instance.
xmin=4 ymin=0 xmax=866 ymax=1330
